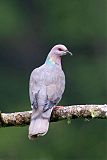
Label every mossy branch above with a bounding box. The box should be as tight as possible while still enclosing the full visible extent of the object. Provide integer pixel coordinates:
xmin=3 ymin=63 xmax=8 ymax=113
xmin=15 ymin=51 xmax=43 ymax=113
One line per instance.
xmin=0 ymin=104 xmax=107 ymax=127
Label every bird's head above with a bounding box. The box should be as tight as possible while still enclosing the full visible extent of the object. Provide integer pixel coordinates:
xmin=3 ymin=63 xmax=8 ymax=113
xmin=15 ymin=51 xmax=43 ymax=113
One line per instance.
xmin=50 ymin=44 xmax=72 ymax=57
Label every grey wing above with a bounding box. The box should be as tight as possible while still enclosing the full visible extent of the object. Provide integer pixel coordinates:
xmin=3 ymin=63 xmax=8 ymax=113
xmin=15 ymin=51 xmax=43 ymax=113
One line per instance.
xmin=43 ymin=72 xmax=65 ymax=112
xmin=29 ymin=69 xmax=40 ymax=109
xmin=42 ymin=84 xmax=61 ymax=120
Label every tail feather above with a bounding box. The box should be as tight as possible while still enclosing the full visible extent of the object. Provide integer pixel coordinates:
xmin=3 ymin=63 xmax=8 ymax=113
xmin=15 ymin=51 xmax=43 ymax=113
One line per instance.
xmin=28 ymin=108 xmax=52 ymax=140
xmin=28 ymin=118 xmax=49 ymax=139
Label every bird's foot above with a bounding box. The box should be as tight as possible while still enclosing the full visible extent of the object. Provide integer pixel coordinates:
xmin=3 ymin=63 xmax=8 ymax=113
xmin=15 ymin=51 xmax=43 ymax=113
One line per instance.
xmin=53 ymin=106 xmax=64 ymax=110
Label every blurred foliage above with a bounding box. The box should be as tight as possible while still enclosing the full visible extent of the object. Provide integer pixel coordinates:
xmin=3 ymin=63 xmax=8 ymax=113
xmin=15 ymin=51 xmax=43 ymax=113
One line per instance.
xmin=0 ymin=0 xmax=107 ymax=159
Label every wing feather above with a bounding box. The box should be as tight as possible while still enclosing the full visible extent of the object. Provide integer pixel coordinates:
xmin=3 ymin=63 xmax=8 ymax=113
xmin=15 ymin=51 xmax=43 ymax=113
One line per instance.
xmin=29 ymin=69 xmax=40 ymax=108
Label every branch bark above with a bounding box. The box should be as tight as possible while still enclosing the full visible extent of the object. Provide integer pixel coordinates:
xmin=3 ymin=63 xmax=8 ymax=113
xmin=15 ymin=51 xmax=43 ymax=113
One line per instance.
xmin=0 ymin=104 xmax=107 ymax=127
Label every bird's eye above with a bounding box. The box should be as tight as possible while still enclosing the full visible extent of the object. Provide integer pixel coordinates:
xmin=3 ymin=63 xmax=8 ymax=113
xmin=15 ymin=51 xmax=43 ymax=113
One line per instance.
xmin=58 ymin=48 xmax=63 ymax=51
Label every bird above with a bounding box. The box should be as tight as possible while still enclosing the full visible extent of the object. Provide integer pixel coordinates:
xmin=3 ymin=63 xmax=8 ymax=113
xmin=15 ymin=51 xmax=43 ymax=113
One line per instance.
xmin=28 ymin=44 xmax=72 ymax=140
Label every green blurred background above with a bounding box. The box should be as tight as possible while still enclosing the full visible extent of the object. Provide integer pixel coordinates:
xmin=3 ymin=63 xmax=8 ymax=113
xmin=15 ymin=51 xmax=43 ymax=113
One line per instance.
xmin=0 ymin=0 xmax=107 ymax=159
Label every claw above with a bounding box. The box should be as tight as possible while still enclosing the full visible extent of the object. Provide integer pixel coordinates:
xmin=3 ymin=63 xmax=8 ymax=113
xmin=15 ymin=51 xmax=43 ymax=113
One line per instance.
xmin=53 ymin=106 xmax=64 ymax=110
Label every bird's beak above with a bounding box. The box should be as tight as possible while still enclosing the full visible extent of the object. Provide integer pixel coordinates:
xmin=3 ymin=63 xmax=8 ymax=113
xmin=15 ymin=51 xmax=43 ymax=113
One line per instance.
xmin=66 ymin=50 xmax=73 ymax=56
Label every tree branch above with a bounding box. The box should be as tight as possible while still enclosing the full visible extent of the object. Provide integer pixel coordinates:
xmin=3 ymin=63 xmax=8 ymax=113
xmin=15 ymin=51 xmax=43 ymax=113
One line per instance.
xmin=0 ymin=104 xmax=107 ymax=127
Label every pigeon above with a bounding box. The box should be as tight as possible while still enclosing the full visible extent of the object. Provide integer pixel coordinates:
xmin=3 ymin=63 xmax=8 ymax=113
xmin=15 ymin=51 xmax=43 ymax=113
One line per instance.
xmin=28 ymin=44 xmax=72 ymax=140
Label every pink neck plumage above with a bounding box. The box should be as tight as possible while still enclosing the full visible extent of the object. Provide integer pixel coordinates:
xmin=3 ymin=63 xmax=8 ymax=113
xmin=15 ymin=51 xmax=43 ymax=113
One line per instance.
xmin=46 ymin=53 xmax=61 ymax=67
